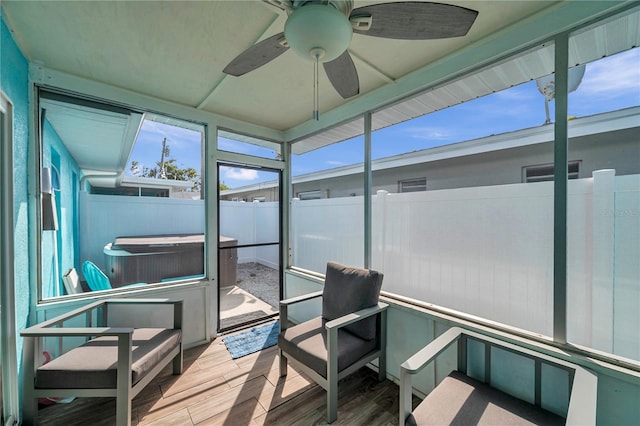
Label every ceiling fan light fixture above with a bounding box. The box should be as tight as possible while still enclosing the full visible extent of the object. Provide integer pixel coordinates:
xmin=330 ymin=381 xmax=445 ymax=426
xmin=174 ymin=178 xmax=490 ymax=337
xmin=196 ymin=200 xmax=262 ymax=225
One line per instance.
xmin=284 ymin=4 xmax=352 ymax=63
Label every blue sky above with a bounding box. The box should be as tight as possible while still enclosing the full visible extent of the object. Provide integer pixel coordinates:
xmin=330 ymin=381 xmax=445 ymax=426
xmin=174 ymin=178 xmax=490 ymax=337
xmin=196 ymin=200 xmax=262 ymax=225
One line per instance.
xmin=127 ymin=48 xmax=639 ymax=189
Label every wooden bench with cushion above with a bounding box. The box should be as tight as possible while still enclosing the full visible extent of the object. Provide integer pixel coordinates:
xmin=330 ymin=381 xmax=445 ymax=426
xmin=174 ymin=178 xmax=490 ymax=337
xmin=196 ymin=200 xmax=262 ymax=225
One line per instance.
xmin=400 ymin=327 xmax=598 ymax=425
xmin=21 ymin=298 xmax=183 ymax=426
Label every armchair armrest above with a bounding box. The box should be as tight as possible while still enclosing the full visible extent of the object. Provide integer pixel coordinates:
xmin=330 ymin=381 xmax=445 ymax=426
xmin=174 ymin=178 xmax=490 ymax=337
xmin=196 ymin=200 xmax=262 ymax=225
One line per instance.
xmin=279 ymin=290 xmax=323 ymax=307
xmin=400 ymin=327 xmax=463 ymax=422
xmin=28 ymin=300 xmax=105 ymax=329
xmin=401 ymin=327 xmax=462 ymax=374
xmin=20 ymin=327 xmax=133 ymax=338
xmin=325 ymin=302 xmax=388 ymax=330
xmin=279 ymin=291 xmax=323 ymax=331
xmin=23 ymin=298 xmax=183 ymax=331
xmin=566 ymin=366 xmax=598 ymax=425
xmin=399 ymin=327 xmax=598 ymax=426
xmin=104 ymin=298 xmax=182 ymax=305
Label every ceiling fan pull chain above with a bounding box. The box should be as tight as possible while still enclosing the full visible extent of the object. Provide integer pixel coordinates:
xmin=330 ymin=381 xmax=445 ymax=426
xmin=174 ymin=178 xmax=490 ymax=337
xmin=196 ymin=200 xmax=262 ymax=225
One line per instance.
xmin=313 ymin=53 xmax=320 ymax=121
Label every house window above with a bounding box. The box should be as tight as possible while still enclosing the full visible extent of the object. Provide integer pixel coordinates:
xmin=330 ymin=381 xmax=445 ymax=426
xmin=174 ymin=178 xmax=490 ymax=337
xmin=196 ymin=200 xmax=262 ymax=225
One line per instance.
xmin=399 ymin=177 xmax=427 ymax=193
xmin=523 ymin=161 xmax=580 ymax=183
xmin=252 ymin=196 xmax=266 ymax=202
xmin=297 ymin=190 xmax=322 ymax=200
xmin=90 ymin=186 xmax=172 ymax=197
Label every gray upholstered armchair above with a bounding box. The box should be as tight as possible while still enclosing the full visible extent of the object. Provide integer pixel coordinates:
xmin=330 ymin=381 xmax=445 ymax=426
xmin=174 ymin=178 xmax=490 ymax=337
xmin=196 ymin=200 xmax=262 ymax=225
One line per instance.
xmin=21 ymin=299 xmax=183 ymax=426
xmin=278 ymin=261 xmax=388 ymax=424
xmin=400 ymin=327 xmax=598 ymax=425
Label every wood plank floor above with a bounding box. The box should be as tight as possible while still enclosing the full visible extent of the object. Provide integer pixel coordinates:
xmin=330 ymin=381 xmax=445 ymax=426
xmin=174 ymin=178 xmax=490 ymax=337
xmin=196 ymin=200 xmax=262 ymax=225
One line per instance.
xmin=37 ymin=324 xmax=412 ymax=425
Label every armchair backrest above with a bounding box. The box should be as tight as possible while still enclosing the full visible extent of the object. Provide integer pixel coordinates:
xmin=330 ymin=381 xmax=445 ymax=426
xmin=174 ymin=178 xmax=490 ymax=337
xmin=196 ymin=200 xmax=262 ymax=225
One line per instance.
xmin=82 ymin=260 xmax=112 ymax=291
xmin=322 ymin=261 xmax=384 ymax=340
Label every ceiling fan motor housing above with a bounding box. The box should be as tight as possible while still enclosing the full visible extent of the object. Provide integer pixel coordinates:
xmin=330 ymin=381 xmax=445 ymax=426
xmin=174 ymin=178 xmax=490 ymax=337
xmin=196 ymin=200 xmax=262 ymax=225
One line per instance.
xmin=284 ymin=3 xmax=353 ymax=62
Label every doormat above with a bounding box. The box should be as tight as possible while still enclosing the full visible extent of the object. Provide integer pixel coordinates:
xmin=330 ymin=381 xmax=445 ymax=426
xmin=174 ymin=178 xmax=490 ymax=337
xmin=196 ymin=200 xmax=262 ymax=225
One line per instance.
xmin=222 ymin=321 xmax=279 ymax=359
xmin=221 ymin=310 xmax=269 ymax=330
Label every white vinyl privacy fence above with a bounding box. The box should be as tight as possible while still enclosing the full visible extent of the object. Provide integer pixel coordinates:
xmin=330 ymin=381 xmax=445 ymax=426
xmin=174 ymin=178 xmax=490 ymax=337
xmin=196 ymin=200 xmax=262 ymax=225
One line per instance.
xmin=79 ymin=194 xmax=205 ymax=272
xmin=219 ymin=200 xmax=279 ymax=269
xmin=80 ymin=171 xmax=638 ymax=360
xmin=79 ymin=196 xmax=279 ymax=273
xmin=291 ymin=170 xmax=640 ymax=361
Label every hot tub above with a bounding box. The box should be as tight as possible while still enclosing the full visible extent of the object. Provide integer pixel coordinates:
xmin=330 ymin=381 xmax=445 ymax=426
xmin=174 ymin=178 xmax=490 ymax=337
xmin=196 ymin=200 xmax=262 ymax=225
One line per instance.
xmin=104 ymin=234 xmax=237 ymax=287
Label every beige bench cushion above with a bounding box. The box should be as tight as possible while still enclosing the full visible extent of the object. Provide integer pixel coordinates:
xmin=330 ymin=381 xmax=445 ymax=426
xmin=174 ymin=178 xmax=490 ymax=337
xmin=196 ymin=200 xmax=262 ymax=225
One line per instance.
xmin=406 ymin=371 xmax=564 ymax=425
xmin=278 ymin=317 xmax=377 ymax=379
xmin=36 ymin=328 xmax=181 ymax=389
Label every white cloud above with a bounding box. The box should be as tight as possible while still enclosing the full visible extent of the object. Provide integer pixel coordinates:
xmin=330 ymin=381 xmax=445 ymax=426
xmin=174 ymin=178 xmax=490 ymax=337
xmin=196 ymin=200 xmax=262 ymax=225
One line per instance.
xmin=578 ymin=49 xmax=640 ymax=96
xmin=493 ymin=86 xmax=537 ymax=101
xmin=326 ymin=160 xmax=346 ymax=166
xmin=139 ymin=120 xmax=201 ymax=149
xmin=403 ymin=126 xmax=451 ymax=140
xmin=223 ymin=167 xmax=259 ymax=181
xmin=217 ymin=138 xmax=241 ymax=152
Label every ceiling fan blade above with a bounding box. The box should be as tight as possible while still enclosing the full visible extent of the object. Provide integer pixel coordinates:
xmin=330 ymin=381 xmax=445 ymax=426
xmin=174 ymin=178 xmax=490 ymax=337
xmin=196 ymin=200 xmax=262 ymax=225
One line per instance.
xmin=261 ymin=0 xmax=292 ymax=13
xmin=323 ymin=51 xmax=359 ymax=99
xmin=223 ymin=32 xmax=289 ymax=76
xmin=350 ymin=2 xmax=478 ymax=40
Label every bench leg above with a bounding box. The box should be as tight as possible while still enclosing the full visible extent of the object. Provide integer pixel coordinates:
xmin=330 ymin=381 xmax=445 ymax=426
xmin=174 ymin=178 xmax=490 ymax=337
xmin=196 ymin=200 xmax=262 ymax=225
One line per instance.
xmin=116 ymin=334 xmax=133 ymax=426
xmin=279 ymin=349 xmax=288 ymax=377
xmin=327 ymin=378 xmax=338 ymax=424
xmin=22 ymin=337 xmax=37 ymax=426
xmin=379 ymin=309 xmax=387 ymax=382
xmin=173 ymin=346 xmax=183 ymax=375
xmin=378 ymin=350 xmax=387 ymax=382
xmin=115 ymin=395 xmax=131 ymax=426
xmin=22 ymin=394 xmax=37 ymax=426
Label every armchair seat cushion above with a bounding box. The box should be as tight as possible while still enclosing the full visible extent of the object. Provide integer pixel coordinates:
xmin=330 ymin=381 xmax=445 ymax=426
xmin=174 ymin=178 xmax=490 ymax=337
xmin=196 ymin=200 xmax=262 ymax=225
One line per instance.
xmin=406 ymin=371 xmax=563 ymax=426
xmin=35 ymin=328 xmax=181 ymax=389
xmin=278 ymin=317 xmax=377 ymax=379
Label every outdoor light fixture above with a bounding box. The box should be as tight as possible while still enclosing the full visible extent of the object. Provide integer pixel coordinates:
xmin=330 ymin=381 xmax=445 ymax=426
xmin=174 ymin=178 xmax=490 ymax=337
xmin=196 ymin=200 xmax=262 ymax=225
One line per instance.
xmin=284 ymin=4 xmax=353 ymax=120
xmin=284 ymin=4 xmax=353 ymax=63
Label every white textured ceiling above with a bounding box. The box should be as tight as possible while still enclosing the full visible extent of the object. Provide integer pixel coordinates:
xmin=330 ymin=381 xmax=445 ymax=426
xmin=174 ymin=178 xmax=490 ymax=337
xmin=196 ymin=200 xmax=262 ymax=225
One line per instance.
xmin=3 ymin=0 xmax=557 ymax=131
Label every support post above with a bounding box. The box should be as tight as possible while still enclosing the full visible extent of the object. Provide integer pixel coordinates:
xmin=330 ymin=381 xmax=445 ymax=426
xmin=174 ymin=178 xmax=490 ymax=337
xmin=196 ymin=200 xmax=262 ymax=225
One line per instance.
xmin=364 ymin=112 xmax=372 ymax=269
xmin=553 ymin=34 xmax=569 ymax=344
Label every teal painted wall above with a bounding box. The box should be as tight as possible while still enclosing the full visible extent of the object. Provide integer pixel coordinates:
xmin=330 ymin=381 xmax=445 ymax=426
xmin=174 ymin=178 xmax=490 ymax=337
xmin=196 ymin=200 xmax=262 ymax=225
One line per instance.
xmin=41 ymin=120 xmax=81 ymax=298
xmin=1 ymin=11 xmax=32 ymax=393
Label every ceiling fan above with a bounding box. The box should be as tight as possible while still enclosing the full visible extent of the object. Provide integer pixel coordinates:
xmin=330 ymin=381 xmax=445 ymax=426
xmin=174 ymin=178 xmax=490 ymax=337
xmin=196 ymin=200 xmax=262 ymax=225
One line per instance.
xmin=224 ymin=1 xmax=478 ymax=115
